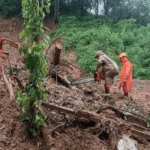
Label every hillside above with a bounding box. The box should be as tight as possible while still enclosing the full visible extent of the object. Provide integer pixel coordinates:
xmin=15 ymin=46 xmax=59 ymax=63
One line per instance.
xmin=0 ymin=16 xmax=150 ymax=150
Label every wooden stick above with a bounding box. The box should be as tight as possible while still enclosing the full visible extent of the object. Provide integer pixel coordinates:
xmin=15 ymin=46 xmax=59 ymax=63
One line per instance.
xmin=6 ymin=55 xmax=13 ymax=75
xmin=12 ymin=76 xmax=24 ymax=92
xmin=42 ymin=102 xmax=76 ymax=116
xmin=1 ymin=69 xmax=14 ymax=101
xmin=62 ymin=59 xmax=83 ymax=72
xmin=2 ymin=39 xmax=22 ymax=55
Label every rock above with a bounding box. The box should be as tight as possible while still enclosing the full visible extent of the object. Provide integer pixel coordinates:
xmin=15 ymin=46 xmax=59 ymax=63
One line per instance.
xmin=117 ymin=136 xmax=138 ymax=150
xmin=55 ymin=99 xmax=61 ymax=104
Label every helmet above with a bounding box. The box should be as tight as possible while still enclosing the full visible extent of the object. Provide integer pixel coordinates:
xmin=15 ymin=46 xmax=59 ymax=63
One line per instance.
xmin=119 ymin=53 xmax=127 ymax=59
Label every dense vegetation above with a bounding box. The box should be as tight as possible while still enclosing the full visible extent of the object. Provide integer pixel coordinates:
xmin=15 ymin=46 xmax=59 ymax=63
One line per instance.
xmin=0 ymin=0 xmax=22 ymax=17
xmin=51 ymin=16 xmax=150 ymax=79
xmin=0 ymin=0 xmax=150 ymax=26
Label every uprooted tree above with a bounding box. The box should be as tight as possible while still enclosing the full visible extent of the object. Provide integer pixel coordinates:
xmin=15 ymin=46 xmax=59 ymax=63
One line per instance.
xmin=15 ymin=0 xmax=51 ymax=138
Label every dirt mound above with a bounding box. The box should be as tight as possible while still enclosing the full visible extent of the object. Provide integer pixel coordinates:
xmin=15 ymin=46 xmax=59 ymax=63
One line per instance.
xmin=0 ymin=16 xmax=150 ymax=150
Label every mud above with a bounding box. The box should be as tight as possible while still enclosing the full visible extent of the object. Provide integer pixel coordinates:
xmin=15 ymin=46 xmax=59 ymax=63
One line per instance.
xmin=0 ymin=16 xmax=150 ymax=150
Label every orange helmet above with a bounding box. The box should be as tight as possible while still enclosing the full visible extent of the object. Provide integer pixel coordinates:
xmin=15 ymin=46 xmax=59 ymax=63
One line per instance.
xmin=119 ymin=53 xmax=127 ymax=59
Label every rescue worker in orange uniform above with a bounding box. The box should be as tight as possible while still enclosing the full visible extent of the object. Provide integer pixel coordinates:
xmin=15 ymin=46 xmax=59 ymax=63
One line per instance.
xmin=95 ymin=51 xmax=119 ymax=96
xmin=119 ymin=53 xmax=133 ymax=101
xmin=0 ymin=38 xmax=9 ymax=70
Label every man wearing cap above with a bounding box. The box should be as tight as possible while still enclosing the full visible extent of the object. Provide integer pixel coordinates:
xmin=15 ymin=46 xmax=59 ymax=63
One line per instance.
xmin=95 ymin=51 xmax=119 ymax=96
xmin=119 ymin=53 xmax=133 ymax=101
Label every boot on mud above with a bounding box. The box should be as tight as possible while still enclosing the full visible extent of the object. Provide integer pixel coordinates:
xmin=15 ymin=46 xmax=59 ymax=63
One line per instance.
xmin=127 ymin=93 xmax=133 ymax=101
xmin=124 ymin=93 xmax=133 ymax=101
xmin=104 ymin=84 xmax=113 ymax=100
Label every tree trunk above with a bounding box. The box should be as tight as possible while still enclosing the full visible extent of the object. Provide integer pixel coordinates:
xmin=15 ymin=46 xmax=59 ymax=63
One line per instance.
xmin=54 ymin=0 xmax=59 ymax=24
xmin=95 ymin=0 xmax=99 ymax=15
xmin=104 ymin=0 xmax=109 ymax=16
xmin=54 ymin=43 xmax=63 ymax=65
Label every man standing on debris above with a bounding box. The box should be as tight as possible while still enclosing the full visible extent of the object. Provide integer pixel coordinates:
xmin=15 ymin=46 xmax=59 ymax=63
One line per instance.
xmin=119 ymin=53 xmax=133 ymax=101
xmin=95 ymin=51 xmax=119 ymax=96
xmin=0 ymin=38 xmax=9 ymax=69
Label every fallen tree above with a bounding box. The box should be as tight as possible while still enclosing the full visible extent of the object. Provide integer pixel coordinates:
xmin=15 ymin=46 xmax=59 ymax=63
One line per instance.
xmin=42 ymin=102 xmax=150 ymax=149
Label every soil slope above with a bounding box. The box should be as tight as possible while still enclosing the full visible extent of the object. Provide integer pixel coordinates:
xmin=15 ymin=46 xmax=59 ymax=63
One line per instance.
xmin=0 ymin=16 xmax=150 ymax=150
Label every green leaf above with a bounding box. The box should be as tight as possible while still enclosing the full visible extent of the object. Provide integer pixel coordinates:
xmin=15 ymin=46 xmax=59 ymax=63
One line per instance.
xmin=148 ymin=112 xmax=150 ymax=118
xmin=35 ymin=115 xmax=40 ymax=121
xmin=40 ymin=86 xmax=45 ymax=92
xmin=40 ymin=118 xmax=45 ymax=126
xmin=44 ymin=26 xmax=50 ymax=31
xmin=41 ymin=76 xmax=47 ymax=82
xmin=22 ymin=0 xmax=27 ymax=5
xmin=22 ymin=44 xmax=28 ymax=54
xmin=33 ymin=101 xmax=39 ymax=105
xmin=19 ymin=31 xmax=25 ymax=39
xmin=20 ymin=113 xmax=26 ymax=122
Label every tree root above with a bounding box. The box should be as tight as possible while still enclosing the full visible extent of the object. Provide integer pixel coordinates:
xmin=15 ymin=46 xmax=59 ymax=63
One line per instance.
xmin=96 ymin=104 xmax=148 ymax=128
xmin=41 ymin=126 xmax=54 ymax=149
xmin=42 ymin=102 xmax=150 ymax=149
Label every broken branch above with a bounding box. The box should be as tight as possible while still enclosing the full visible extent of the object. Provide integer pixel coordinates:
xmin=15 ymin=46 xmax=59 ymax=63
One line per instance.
xmin=62 ymin=59 xmax=83 ymax=72
xmin=46 ymin=33 xmax=66 ymax=55
xmin=1 ymin=69 xmax=14 ymax=101
xmin=6 ymin=55 xmax=13 ymax=75
xmin=2 ymin=39 xmax=22 ymax=55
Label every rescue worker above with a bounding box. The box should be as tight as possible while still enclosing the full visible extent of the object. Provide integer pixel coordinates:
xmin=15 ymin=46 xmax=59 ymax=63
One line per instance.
xmin=95 ymin=51 xmax=119 ymax=96
xmin=119 ymin=53 xmax=133 ymax=101
xmin=0 ymin=38 xmax=9 ymax=70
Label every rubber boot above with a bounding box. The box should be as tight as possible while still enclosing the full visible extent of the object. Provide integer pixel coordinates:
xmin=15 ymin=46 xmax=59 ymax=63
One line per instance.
xmin=124 ymin=93 xmax=133 ymax=101
xmin=104 ymin=84 xmax=112 ymax=99
xmin=104 ymin=84 xmax=109 ymax=94
xmin=124 ymin=96 xmax=128 ymax=101
xmin=128 ymin=93 xmax=133 ymax=101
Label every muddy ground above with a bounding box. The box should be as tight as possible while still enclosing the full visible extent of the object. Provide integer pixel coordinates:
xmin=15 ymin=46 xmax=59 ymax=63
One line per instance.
xmin=0 ymin=16 xmax=150 ymax=150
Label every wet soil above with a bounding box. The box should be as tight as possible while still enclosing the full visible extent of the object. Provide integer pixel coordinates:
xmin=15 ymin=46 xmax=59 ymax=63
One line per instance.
xmin=0 ymin=16 xmax=150 ymax=150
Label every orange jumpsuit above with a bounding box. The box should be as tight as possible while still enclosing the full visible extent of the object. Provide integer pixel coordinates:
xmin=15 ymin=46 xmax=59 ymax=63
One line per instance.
xmin=120 ymin=57 xmax=133 ymax=96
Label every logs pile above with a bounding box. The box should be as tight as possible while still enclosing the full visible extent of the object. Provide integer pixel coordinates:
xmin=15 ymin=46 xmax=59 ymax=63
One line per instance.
xmin=42 ymin=102 xmax=150 ymax=149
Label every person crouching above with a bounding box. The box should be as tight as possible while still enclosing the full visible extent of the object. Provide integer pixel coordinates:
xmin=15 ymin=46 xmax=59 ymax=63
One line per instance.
xmin=95 ymin=51 xmax=119 ymax=97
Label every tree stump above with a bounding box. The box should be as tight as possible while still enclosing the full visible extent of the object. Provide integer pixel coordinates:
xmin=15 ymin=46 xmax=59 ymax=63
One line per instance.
xmin=54 ymin=43 xmax=63 ymax=65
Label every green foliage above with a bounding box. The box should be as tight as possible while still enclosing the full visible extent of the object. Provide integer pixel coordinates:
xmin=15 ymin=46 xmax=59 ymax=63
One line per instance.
xmin=125 ymin=104 xmax=135 ymax=110
xmin=16 ymin=0 xmax=51 ymax=138
xmin=1 ymin=0 xmax=150 ymax=26
xmin=51 ymin=16 xmax=150 ymax=79
xmin=89 ymin=106 xmax=98 ymax=111
xmin=0 ymin=0 xmax=22 ymax=17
